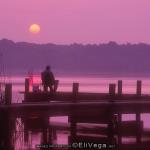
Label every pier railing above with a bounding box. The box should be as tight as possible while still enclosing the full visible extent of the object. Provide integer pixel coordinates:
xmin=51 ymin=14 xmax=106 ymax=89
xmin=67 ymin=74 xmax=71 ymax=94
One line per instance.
xmin=24 ymin=78 xmax=143 ymax=96
xmin=24 ymin=78 xmax=145 ymax=103
xmin=0 ymin=78 xmax=146 ymax=106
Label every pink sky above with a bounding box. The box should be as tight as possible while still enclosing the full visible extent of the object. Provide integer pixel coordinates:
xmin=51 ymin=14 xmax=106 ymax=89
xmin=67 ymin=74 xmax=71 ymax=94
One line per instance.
xmin=0 ymin=0 xmax=150 ymax=44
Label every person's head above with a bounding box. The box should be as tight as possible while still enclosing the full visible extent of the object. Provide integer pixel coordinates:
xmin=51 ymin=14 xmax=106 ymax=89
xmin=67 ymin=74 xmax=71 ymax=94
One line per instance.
xmin=46 ymin=65 xmax=51 ymax=71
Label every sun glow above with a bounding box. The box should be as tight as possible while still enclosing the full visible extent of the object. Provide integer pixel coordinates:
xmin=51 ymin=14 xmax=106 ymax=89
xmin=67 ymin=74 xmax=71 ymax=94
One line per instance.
xmin=29 ymin=24 xmax=41 ymax=34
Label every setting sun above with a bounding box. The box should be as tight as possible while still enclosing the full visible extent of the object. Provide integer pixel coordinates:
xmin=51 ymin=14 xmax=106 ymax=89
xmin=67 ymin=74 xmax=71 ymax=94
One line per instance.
xmin=29 ymin=24 xmax=41 ymax=34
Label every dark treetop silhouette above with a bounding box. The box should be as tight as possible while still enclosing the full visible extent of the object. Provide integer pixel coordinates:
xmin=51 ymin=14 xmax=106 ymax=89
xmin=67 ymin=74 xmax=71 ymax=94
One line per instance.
xmin=1 ymin=39 xmax=150 ymax=75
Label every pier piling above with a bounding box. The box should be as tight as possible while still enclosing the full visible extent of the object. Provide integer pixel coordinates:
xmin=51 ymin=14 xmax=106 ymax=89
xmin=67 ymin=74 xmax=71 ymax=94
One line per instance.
xmin=72 ymin=83 xmax=79 ymax=102
xmin=5 ymin=84 xmax=12 ymax=105
xmin=118 ymin=80 xmax=122 ymax=96
xmin=25 ymin=78 xmax=30 ymax=93
xmin=25 ymin=78 xmax=30 ymax=101
xmin=136 ymin=112 xmax=142 ymax=143
xmin=109 ymin=84 xmax=116 ymax=97
xmin=136 ymin=80 xmax=142 ymax=96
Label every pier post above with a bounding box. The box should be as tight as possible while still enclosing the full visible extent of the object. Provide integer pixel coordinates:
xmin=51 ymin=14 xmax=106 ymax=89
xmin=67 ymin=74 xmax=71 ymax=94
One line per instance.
xmin=117 ymin=113 xmax=122 ymax=145
xmin=24 ymin=78 xmax=30 ymax=101
xmin=136 ymin=80 xmax=142 ymax=96
xmin=25 ymin=78 xmax=30 ymax=93
xmin=70 ymin=83 xmax=79 ymax=143
xmin=70 ymin=120 xmax=77 ymax=138
xmin=109 ymin=84 xmax=116 ymax=97
xmin=136 ymin=112 xmax=142 ymax=143
xmin=5 ymin=84 xmax=12 ymax=105
xmin=72 ymin=83 xmax=79 ymax=102
xmin=118 ymin=80 xmax=122 ymax=96
xmin=0 ymin=110 xmax=14 ymax=150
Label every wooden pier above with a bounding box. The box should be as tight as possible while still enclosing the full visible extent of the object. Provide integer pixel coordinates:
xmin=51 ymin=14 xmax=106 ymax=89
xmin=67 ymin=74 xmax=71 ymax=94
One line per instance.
xmin=1 ymin=78 xmax=150 ymax=150
xmin=23 ymin=78 xmax=150 ymax=102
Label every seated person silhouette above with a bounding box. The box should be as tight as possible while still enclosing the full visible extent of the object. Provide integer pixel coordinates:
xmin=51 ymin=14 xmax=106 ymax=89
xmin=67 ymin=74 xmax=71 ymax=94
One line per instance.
xmin=41 ymin=65 xmax=55 ymax=92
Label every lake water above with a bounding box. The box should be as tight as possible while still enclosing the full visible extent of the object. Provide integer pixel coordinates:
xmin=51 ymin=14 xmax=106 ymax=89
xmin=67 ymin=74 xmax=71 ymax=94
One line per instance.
xmin=1 ymin=75 xmax=150 ymax=149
